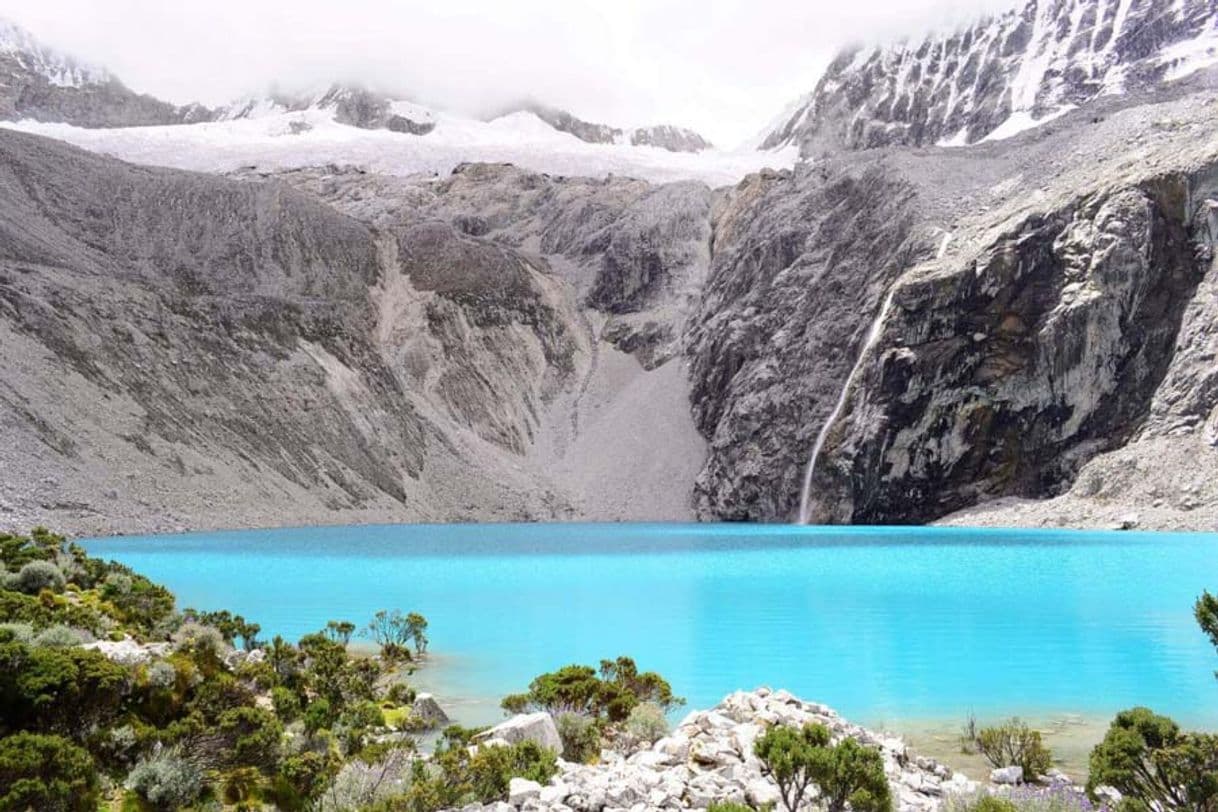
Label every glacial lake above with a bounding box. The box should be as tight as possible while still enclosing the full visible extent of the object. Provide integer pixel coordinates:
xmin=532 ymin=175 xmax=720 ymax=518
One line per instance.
xmin=84 ymin=523 xmax=1218 ymax=733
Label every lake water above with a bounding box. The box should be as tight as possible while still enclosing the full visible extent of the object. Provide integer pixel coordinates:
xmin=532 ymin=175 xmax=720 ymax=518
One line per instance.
xmin=84 ymin=523 xmax=1218 ymax=733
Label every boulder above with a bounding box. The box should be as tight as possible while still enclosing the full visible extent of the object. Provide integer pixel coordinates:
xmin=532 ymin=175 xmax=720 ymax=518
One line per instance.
xmin=411 ymin=693 xmax=450 ymax=727
xmin=991 ymin=765 xmax=1024 ymax=785
xmin=508 ymin=777 xmax=542 ymax=805
xmin=474 ymin=712 xmax=562 ymax=753
xmin=82 ymin=637 xmax=162 ymax=666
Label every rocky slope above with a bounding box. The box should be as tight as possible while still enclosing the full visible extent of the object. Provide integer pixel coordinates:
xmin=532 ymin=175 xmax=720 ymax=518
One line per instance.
xmin=762 ymin=0 xmax=1218 ymax=153
xmin=0 ymin=131 xmax=712 ymax=534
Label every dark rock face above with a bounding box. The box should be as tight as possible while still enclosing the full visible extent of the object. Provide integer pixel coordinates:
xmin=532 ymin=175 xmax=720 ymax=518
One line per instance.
xmin=761 ymin=0 xmax=1218 ymax=153
xmin=816 ymin=176 xmax=1210 ymax=524
xmin=587 ymin=182 xmax=713 ymax=313
xmin=686 ymin=165 xmax=926 ymax=520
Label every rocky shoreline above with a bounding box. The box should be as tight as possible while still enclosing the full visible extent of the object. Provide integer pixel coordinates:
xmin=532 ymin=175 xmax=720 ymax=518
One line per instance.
xmin=454 ymin=689 xmax=1094 ymax=812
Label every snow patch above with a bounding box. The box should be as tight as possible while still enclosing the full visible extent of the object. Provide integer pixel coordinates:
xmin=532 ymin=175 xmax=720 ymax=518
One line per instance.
xmin=980 ymin=105 xmax=1076 ymax=143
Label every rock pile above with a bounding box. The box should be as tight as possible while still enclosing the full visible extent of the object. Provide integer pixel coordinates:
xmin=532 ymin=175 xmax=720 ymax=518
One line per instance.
xmin=468 ymin=688 xmax=976 ymax=811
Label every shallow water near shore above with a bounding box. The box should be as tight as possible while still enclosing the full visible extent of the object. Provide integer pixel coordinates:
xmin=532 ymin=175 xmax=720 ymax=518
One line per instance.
xmin=84 ymin=522 xmax=1218 ymax=754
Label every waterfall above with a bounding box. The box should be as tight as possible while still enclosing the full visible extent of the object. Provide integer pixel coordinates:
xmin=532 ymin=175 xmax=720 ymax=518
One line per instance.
xmin=797 ymin=285 xmax=899 ymax=525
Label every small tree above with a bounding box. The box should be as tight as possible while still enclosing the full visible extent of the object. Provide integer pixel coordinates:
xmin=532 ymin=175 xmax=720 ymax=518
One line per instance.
xmin=406 ymin=613 xmax=429 ymax=655
xmin=754 ymin=723 xmax=828 ymax=812
xmin=755 ymin=723 xmax=892 ymax=812
xmin=364 ymin=610 xmax=427 ymax=659
xmin=1088 ymin=707 xmax=1218 ymax=811
xmin=325 ymin=620 xmax=356 ymax=645
xmin=975 ymin=719 xmax=1053 ymax=782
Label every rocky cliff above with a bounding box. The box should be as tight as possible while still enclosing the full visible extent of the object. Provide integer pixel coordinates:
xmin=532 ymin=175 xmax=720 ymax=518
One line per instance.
xmin=762 ymin=0 xmax=1218 ymax=153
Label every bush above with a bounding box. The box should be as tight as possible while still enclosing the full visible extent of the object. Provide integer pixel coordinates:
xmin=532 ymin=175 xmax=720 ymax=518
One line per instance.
xmin=272 ymin=686 xmax=303 ymax=723
xmin=145 ymin=660 xmax=176 ymax=690
xmin=6 ymin=561 xmax=66 ymax=595
xmin=945 ymin=796 xmax=1019 ymax=812
xmin=32 ymin=625 xmax=82 ymax=648
xmin=556 ymin=712 xmax=600 ymax=763
xmin=624 ymin=701 xmax=668 ymax=744
xmin=0 ymin=731 xmax=100 ymax=811
xmin=500 ymin=656 xmax=683 ymax=723
xmin=125 ymin=748 xmax=204 ymax=810
xmin=975 ymin=719 xmax=1053 ymax=782
xmin=754 ymin=723 xmax=892 ymax=812
xmin=1087 ymin=706 xmax=1218 ymax=811
xmin=172 ymin=622 xmax=227 ymax=659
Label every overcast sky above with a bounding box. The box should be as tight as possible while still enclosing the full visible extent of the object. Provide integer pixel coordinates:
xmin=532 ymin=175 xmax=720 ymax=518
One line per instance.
xmin=5 ymin=0 xmax=1017 ymax=147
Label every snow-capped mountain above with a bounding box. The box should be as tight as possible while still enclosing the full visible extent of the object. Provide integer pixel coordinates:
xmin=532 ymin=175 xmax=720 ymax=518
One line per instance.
xmin=761 ymin=0 xmax=1218 ymax=153
xmin=512 ymin=102 xmax=714 ymax=153
xmin=217 ymin=84 xmax=437 ymax=134
xmin=0 ymin=18 xmax=207 ymax=127
xmin=0 ymin=18 xmax=108 ymax=88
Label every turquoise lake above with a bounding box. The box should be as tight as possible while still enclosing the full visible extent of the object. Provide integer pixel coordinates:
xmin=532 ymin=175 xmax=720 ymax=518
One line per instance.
xmin=83 ymin=523 xmax=1218 ymax=731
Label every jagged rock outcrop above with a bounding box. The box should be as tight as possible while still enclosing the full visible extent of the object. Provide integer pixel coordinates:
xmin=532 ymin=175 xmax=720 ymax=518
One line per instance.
xmin=762 ymin=0 xmax=1218 ymax=153
xmin=692 ymin=71 xmax=1218 ymax=524
xmin=820 ymin=172 xmax=1213 ymax=524
xmin=463 ymin=689 xmax=976 ymax=811
xmin=0 ymin=19 xmax=209 ymax=127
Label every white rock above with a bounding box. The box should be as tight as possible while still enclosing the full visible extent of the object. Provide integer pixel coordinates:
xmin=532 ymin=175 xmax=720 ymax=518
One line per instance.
xmin=474 ymin=712 xmax=562 ymax=753
xmin=508 ymin=777 xmax=542 ymax=805
xmin=991 ymin=765 xmax=1024 ymax=784
xmin=745 ymin=777 xmax=781 ymax=806
xmin=81 ymin=637 xmax=156 ymax=666
xmin=539 ymin=782 xmax=569 ymax=804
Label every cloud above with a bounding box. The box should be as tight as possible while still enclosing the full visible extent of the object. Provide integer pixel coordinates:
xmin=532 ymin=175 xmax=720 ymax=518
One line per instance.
xmin=4 ymin=0 xmax=1019 ymax=147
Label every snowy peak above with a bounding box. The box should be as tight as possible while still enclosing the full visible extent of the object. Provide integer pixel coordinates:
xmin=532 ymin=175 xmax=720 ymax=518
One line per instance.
xmin=0 ymin=17 xmax=207 ymax=128
xmin=217 ymin=83 xmax=437 ymax=135
xmin=762 ymin=0 xmax=1218 ymax=153
xmin=508 ymin=102 xmax=713 ymax=153
xmin=0 ymin=18 xmax=109 ymax=88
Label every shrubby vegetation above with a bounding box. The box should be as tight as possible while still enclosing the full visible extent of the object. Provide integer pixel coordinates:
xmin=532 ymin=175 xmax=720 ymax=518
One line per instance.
xmin=962 ymin=718 xmax=1053 ymax=782
xmin=500 ymin=655 xmax=683 ymax=764
xmin=0 ymin=527 xmax=516 ymax=810
xmin=1078 ymin=590 xmax=1218 ymax=812
xmin=753 ymin=721 xmax=892 ymax=812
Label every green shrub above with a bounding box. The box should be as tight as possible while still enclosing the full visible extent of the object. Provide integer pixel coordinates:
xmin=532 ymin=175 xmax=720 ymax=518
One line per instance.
xmin=272 ymin=686 xmax=302 ymax=723
xmin=304 ymin=698 xmax=336 ymax=735
xmin=556 ymin=712 xmax=600 ymax=762
xmin=624 ymin=701 xmax=669 ymax=744
xmin=6 ymin=561 xmax=66 ymax=595
xmin=754 ymin=723 xmax=892 ymax=812
xmin=125 ymin=748 xmax=204 ymax=810
xmin=1088 ymin=706 xmax=1218 ymax=811
xmin=500 ymin=656 xmax=683 ymax=723
xmin=0 ymin=731 xmax=99 ymax=811
xmin=975 ymin=719 xmax=1053 ymax=782
xmin=944 ymin=796 xmax=1019 ymax=812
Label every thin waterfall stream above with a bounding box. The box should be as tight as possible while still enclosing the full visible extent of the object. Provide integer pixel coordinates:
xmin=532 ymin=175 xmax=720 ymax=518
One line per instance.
xmin=797 ymin=285 xmax=899 ymax=524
